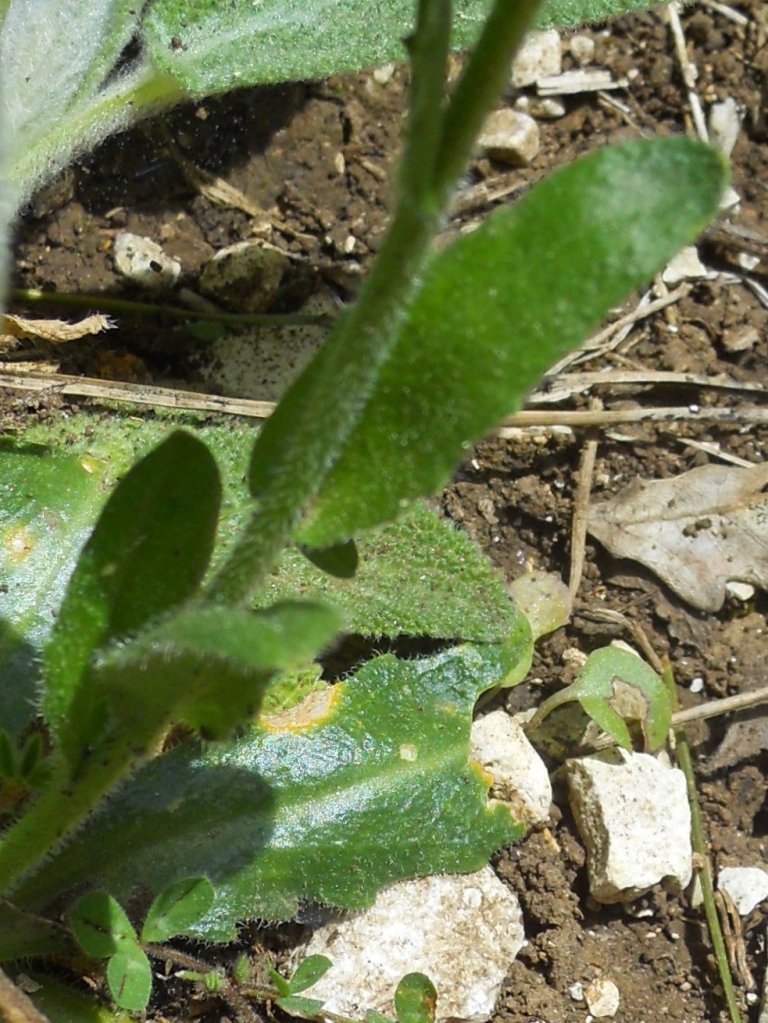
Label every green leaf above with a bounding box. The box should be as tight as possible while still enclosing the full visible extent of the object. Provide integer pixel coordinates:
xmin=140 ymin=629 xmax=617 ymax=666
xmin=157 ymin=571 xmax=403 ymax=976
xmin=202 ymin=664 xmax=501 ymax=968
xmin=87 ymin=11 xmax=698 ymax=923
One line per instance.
xmin=0 ymin=731 xmax=15 ymax=777
xmin=43 ymin=430 xmax=221 ymax=766
xmin=0 ymin=413 xmax=254 ymax=736
xmin=367 ymin=1012 xmax=395 ymax=1023
xmin=141 ymin=876 xmax=215 ymax=943
xmin=106 ymin=946 xmax=153 ymax=1013
xmin=293 ymin=139 xmax=727 ymax=547
xmin=1 ymin=0 xmax=141 ymax=148
xmin=300 ymin=539 xmax=359 ymax=579
xmin=267 ymin=964 xmax=292 ymax=998
xmin=25 ymin=972 xmax=134 ymax=1023
xmin=142 ymin=0 xmax=667 ymax=101
xmin=6 ymin=641 xmax=527 ymax=948
xmin=0 ymin=439 xmax=115 ymax=736
xmin=394 ymin=974 xmax=437 ymax=1023
xmin=538 ymin=0 xmax=675 ymax=26
xmin=531 ymin=646 xmax=672 ymax=751
xmin=289 ymin=955 xmax=333 ymax=994
xmin=276 ymin=995 xmax=326 ymax=1017
xmin=142 ymin=0 xmax=491 ymax=98
xmin=92 ymin=601 xmax=340 ymax=741
xmin=68 ymin=892 xmax=137 ymax=959
xmin=259 ymin=503 xmax=523 ymax=642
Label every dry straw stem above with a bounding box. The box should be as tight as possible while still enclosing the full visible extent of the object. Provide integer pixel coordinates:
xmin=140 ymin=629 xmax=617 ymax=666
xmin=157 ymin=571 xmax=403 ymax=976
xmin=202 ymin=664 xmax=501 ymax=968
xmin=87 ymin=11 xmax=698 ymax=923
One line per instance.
xmin=0 ymin=967 xmax=51 ymax=1023
xmin=568 ymin=402 xmax=600 ymax=599
xmin=2 ymin=370 xmax=768 ymax=433
xmin=666 ymin=2 xmax=709 ymax=142
xmin=544 ymin=284 xmax=691 ymax=374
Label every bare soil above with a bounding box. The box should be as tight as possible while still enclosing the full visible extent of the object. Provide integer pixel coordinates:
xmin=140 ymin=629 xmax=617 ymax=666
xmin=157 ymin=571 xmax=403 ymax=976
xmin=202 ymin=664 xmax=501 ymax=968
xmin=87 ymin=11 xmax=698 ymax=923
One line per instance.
xmin=3 ymin=3 xmax=768 ymax=1022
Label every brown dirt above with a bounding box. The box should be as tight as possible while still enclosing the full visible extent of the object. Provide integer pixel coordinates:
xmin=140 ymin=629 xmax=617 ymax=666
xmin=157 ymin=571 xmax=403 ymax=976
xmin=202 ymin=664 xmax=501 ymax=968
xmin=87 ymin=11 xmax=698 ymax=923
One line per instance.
xmin=3 ymin=3 xmax=768 ymax=1022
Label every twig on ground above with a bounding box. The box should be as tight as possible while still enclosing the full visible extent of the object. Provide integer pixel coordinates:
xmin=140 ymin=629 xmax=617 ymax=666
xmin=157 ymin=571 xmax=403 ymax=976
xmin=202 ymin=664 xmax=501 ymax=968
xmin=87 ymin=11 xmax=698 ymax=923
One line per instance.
xmin=743 ymin=277 xmax=768 ymax=311
xmin=670 ymin=685 xmax=768 ymax=727
xmin=10 ymin=289 xmax=332 ymax=329
xmin=546 ymin=285 xmax=688 ymax=374
xmin=531 ymin=368 xmax=768 ymax=405
xmin=698 ymin=0 xmax=749 ymax=28
xmin=568 ymin=405 xmax=600 ymax=599
xmin=666 ymin=2 xmax=710 ymax=142
xmin=0 ymin=968 xmax=51 ymax=1023
xmin=672 ymin=435 xmax=756 ymax=468
xmin=3 ymin=371 xmax=768 ymax=432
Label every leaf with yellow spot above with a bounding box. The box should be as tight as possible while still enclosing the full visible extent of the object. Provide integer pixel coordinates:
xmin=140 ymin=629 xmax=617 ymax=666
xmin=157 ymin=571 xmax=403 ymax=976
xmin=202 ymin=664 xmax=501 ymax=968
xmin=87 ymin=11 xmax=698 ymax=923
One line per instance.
xmin=2 ymin=639 xmax=527 ymax=948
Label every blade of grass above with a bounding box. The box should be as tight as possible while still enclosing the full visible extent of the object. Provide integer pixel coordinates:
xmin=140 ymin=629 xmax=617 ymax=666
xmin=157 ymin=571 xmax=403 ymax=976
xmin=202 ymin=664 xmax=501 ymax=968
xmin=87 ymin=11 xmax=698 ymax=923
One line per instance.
xmin=664 ymin=660 xmax=743 ymax=1023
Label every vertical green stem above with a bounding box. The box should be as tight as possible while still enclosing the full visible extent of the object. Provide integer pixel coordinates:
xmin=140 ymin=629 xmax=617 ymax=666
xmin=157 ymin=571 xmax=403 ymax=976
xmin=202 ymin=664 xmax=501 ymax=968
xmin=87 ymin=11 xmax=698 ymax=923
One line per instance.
xmin=664 ymin=664 xmax=743 ymax=1023
xmin=432 ymin=0 xmax=542 ymax=202
xmin=206 ymin=0 xmax=543 ymax=606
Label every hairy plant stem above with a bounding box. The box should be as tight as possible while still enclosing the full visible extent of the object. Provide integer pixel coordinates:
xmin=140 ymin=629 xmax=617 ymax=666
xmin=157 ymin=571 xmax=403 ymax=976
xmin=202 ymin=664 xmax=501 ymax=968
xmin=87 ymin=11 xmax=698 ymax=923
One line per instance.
xmin=205 ymin=0 xmax=543 ymax=607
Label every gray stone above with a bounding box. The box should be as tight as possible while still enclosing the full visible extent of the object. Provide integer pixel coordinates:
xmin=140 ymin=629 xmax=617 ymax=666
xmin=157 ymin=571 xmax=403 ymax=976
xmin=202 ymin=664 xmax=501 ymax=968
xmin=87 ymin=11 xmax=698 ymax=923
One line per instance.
xmin=565 ymin=750 xmax=692 ymax=903
xmin=478 ymin=109 xmax=539 ymax=166
xmin=718 ymin=866 xmax=768 ymax=915
xmin=113 ymin=232 xmax=181 ymax=290
xmin=290 ymin=869 xmax=525 ymax=1022
xmin=470 ymin=709 xmax=552 ymax=827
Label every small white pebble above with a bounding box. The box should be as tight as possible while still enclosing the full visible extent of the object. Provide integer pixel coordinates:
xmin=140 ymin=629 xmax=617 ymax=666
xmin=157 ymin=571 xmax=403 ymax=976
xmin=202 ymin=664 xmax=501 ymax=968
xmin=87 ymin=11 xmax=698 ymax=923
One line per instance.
xmin=719 ymin=866 xmax=768 ymax=915
xmin=569 ymin=34 xmax=595 ymax=65
xmin=511 ymin=29 xmax=562 ymax=87
xmin=689 ymin=677 xmax=704 ymax=694
xmin=478 ymin=109 xmax=540 ymax=166
xmin=372 ymin=62 xmax=395 ymax=84
xmin=725 ymin=581 xmax=755 ymax=602
xmin=585 ymin=978 xmax=620 ymax=1018
xmin=568 ymin=982 xmax=585 ymax=1001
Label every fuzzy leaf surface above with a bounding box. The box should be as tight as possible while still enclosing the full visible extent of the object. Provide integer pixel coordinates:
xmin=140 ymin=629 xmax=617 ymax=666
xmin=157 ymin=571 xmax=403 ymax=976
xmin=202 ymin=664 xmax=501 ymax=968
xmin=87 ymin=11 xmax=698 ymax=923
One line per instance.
xmin=289 ymin=955 xmax=333 ymax=994
xmin=141 ymin=876 xmax=215 ymax=943
xmin=43 ymin=430 xmax=220 ymax=766
xmin=143 ymin=0 xmax=677 ymax=98
xmin=0 ymin=416 xmax=519 ymax=735
xmin=395 ymin=974 xmax=438 ymax=1023
xmin=5 ymin=642 xmax=527 ymax=946
xmin=292 ymin=139 xmax=726 ymax=547
xmin=68 ymin=891 xmax=137 ymax=959
xmin=91 ymin=601 xmax=340 ymax=741
xmin=106 ymin=947 xmax=152 ymax=1012
xmin=259 ymin=503 xmax=522 ymax=641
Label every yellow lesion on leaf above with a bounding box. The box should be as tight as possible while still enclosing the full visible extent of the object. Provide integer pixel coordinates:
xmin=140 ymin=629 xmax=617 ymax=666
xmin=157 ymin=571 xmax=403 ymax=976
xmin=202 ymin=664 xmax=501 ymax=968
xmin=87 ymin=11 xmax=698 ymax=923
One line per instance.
xmin=260 ymin=684 xmax=342 ymax=734
xmin=3 ymin=524 xmax=35 ymax=564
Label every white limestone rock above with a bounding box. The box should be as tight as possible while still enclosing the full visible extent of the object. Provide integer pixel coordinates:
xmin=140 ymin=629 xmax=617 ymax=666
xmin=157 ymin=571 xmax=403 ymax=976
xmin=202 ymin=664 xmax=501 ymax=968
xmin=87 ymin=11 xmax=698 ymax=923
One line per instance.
xmin=584 ymin=977 xmax=620 ymax=1017
xmin=708 ymin=97 xmax=741 ymax=157
xmin=662 ymin=245 xmax=713 ymax=284
xmin=113 ymin=232 xmax=181 ymax=290
xmin=565 ymin=749 xmax=692 ymax=903
xmin=196 ymin=289 xmax=333 ymax=400
xmin=290 ymin=869 xmax=525 ymax=1023
xmin=718 ymin=866 xmax=768 ymax=915
xmin=569 ymin=34 xmax=596 ymax=66
xmin=478 ymin=109 xmax=539 ymax=166
xmin=511 ymin=30 xmax=562 ymax=87
xmin=470 ymin=709 xmax=552 ymax=827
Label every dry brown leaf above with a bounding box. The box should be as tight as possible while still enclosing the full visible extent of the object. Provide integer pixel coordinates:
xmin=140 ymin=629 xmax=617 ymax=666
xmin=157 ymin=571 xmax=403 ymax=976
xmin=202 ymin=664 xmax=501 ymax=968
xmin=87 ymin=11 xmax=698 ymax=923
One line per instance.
xmin=588 ymin=463 xmax=768 ymax=611
xmin=0 ymin=312 xmax=113 ymax=344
